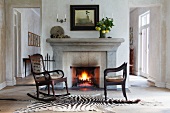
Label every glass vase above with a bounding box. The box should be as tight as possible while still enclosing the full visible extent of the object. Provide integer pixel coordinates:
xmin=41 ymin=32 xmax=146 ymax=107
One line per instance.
xmin=99 ymin=31 xmax=106 ymax=38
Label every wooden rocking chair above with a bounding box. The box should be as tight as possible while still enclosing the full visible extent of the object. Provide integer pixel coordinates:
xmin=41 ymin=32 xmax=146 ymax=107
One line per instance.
xmin=27 ymin=53 xmax=70 ymax=101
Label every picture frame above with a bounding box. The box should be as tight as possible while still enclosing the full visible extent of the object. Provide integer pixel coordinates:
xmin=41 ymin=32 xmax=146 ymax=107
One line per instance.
xmin=37 ymin=36 xmax=40 ymax=47
xmin=33 ymin=33 xmax=36 ymax=46
xmin=70 ymin=5 xmax=99 ymax=31
xmin=28 ymin=32 xmax=33 ymax=46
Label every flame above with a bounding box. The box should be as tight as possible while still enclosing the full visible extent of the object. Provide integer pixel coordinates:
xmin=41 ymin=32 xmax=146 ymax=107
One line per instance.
xmin=79 ymin=71 xmax=89 ymax=81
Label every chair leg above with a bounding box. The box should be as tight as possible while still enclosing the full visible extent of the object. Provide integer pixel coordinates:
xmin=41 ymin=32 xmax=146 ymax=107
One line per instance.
xmin=36 ymin=85 xmax=39 ymax=98
xmin=48 ymin=84 xmax=50 ymax=95
xmin=65 ymin=80 xmax=69 ymax=94
xmin=51 ymin=82 xmax=55 ymax=97
xmin=122 ymin=84 xmax=127 ymax=101
xmin=104 ymin=84 xmax=107 ymax=101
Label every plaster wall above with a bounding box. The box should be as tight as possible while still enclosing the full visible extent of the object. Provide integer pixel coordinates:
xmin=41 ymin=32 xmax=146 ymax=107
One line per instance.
xmin=0 ymin=0 xmax=6 ymax=89
xmin=16 ymin=8 xmax=41 ymax=77
xmin=129 ymin=0 xmax=163 ymax=7
xmin=41 ymin=0 xmax=129 ymax=68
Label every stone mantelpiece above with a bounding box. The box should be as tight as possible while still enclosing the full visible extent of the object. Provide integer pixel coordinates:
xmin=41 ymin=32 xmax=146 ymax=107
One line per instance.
xmin=46 ymin=38 xmax=124 ymax=88
xmin=46 ymin=38 xmax=124 ymax=51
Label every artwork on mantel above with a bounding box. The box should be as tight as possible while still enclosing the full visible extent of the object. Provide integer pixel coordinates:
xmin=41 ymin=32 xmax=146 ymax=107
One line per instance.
xmin=70 ymin=5 xmax=99 ymax=31
xmin=28 ymin=32 xmax=40 ymax=47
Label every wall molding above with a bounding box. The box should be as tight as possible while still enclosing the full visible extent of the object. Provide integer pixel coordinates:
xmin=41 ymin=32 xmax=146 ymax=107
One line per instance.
xmin=0 ymin=81 xmax=6 ymax=90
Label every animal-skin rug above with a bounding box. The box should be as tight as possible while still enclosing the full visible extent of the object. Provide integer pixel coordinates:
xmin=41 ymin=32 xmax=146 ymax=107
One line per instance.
xmin=14 ymin=94 xmax=140 ymax=113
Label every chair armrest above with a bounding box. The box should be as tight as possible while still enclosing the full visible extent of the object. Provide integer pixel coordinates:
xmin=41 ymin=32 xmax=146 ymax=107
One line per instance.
xmin=33 ymin=71 xmax=48 ymax=75
xmin=104 ymin=62 xmax=127 ymax=78
xmin=104 ymin=68 xmax=122 ymax=76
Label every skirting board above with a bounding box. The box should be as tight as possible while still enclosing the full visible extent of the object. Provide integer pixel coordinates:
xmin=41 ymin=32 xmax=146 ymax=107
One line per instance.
xmin=0 ymin=81 xmax=6 ymax=90
xmin=148 ymin=77 xmax=166 ymax=88
xmin=166 ymin=83 xmax=170 ymax=89
xmin=155 ymin=81 xmax=166 ymax=88
xmin=6 ymin=80 xmax=16 ymax=86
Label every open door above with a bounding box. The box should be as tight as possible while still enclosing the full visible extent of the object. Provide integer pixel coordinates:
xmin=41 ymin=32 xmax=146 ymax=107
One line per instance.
xmin=138 ymin=11 xmax=150 ymax=78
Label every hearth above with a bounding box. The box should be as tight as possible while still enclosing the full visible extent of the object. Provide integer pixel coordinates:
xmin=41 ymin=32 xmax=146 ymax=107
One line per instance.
xmin=71 ymin=66 xmax=100 ymax=88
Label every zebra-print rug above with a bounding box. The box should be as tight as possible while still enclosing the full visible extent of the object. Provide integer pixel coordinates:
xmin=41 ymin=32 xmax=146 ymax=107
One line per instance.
xmin=14 ymin=94 xmax=140 ymax=113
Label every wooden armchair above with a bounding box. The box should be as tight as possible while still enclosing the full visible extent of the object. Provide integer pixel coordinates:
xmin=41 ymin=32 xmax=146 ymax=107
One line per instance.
xmin=27 ymin=53 xmax=69 ymax=101
xmin=104 ymin=62 xmax=127 ymax=101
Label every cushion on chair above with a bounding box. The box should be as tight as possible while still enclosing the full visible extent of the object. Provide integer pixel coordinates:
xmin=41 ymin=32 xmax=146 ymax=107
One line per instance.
xmin=50 ymin=74 xmax=63 ymax=79
xmin=106 ymin=75 xmax=124 ymax=82
xmin=35 ymin=76 xmax=46 ymax=82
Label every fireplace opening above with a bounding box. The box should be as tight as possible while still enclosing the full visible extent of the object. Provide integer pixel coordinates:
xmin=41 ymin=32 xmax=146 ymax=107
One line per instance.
xmin=71 ymin=66 xmax=100 ymax=88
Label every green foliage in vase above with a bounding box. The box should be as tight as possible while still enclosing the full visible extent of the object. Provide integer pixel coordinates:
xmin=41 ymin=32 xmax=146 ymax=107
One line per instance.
xmin=95 ymin=17 xmax=114 ymax=33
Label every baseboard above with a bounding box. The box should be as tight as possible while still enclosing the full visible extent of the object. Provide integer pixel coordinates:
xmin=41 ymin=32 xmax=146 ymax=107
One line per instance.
xmin=134 ymin=71 xmax=139 ymax=76
xmin=166 ymin=83 xmax=170 ymax=89
xmin=147 ymin=76 xmax=166 ymax=88
xmin=155 ymin=81 xmax=166 ymax=88
xmin=147 ymin=76 xmax=155 ymax=83
xmin=6 ymin=80 xmax=16 ymax=86
xmin=0 ymin=81 xmax=6 ymax=90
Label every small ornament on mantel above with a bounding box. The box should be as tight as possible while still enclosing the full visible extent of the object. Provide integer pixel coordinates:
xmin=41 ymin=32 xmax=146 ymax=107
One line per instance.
xmin=50 ymin=26 xmax=70 ymax=38
xmin=107 ymin=36 xmax=112 ymax=38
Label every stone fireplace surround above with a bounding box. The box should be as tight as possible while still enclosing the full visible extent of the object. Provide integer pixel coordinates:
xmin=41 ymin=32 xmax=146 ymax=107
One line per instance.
xmin=46 ymin=38 xmax=124 ymax=88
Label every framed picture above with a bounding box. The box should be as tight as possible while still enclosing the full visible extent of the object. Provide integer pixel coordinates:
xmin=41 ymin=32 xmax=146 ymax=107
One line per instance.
xmin=28 ymin=32 xmax=33 ymax=46
xmin=34 ymin=34 xmax=39 ymax=47
xmin=70 ymin=5 xmax=99 ymax=31
xmin=33 ymin=33 xmax=36 ymax=46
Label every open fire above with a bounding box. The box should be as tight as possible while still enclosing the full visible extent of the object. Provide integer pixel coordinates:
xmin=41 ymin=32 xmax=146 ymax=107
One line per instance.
xmin=78 ymin=71 xmax=92 ymax=87
xmin=71 ymin=66 xmax=100 ymax=88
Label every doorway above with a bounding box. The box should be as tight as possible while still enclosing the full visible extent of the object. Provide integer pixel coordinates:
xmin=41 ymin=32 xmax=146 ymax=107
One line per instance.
xmin=129 ymin=6 xmax=161 ymax=87
xmin=13 ymin=8 xmax=41 ymax=85
xmin=129 ymin=7 xmax=152 ymax=87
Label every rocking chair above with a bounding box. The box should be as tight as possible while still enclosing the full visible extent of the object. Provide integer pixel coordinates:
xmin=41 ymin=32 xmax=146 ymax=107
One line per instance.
xmin=27 ymin=53 xmax=70 ymax=101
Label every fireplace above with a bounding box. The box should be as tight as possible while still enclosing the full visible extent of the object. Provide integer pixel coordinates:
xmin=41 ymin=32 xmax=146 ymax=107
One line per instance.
xmin=71 ymin=66 xmax=100 ymax=88
xmin=46 ymin=38 xmax=124 ymax=88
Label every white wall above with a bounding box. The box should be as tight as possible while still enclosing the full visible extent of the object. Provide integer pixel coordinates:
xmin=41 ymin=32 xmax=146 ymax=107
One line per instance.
xmin=42 ymin=0 xmax=129 ymax=68
xmin=16 ymin=8 xmax=41 ymax=58
xmin=16 ymin=8 xmax=41 ymax=77
xmin=0 ymin=0 xmax=6 ymax=89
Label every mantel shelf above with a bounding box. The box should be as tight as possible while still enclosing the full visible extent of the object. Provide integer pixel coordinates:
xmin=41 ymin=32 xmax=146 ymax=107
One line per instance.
xmin=46 ymin=38 xmax=124 ymax=52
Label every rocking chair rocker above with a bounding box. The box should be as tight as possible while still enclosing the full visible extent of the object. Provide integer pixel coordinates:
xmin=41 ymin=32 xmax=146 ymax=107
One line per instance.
xmin=27 ymin=53 xmax=70 ymax=101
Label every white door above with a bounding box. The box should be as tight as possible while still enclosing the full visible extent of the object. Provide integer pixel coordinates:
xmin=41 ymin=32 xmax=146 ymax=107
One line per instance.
xmin=139 ymin=11 xmax=150 ymax=77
